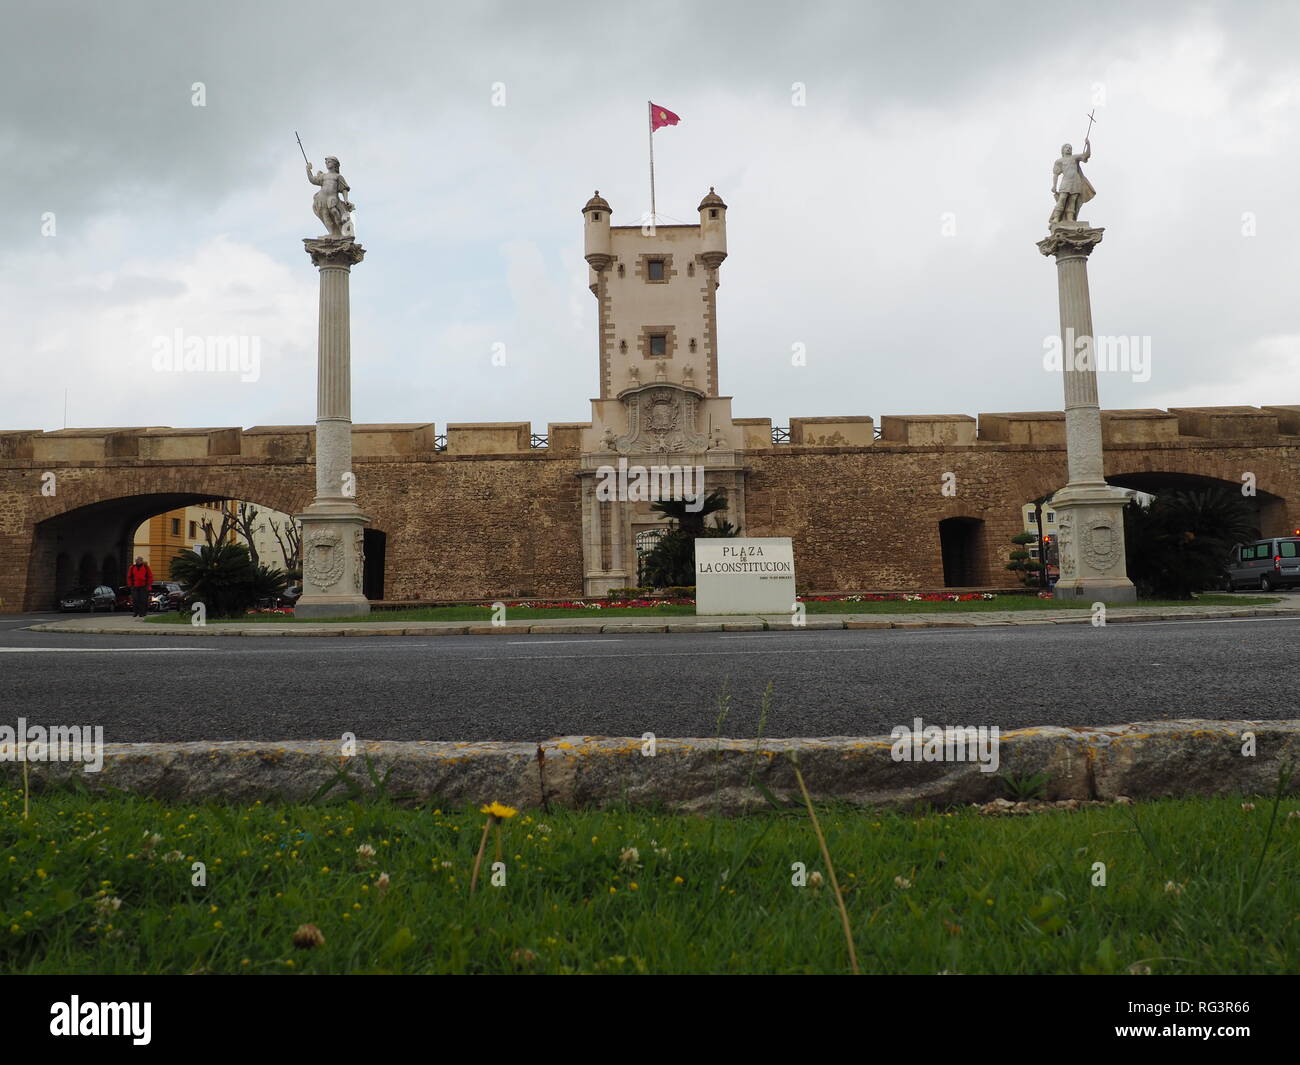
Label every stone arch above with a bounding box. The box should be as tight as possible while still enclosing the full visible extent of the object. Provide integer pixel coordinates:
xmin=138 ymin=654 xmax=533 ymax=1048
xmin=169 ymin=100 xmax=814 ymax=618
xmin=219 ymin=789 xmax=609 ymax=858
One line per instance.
xmin=1104 ymin=471 xmax=1287 ymax=539
xmin=22 ymin=476 xmax=314 ymax=611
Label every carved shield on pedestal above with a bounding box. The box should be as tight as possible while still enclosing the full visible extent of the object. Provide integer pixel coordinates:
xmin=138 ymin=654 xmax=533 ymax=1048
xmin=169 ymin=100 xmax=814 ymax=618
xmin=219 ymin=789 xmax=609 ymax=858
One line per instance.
xmin=1081 ymin=521 xmax=1121 ymax=573
xmin=304 ymin=530 xmax=345 ymax=590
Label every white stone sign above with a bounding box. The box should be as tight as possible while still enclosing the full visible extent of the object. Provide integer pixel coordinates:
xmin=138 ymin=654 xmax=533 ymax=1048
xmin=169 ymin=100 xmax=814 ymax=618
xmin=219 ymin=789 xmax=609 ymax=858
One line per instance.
xmin=695 ymin=538 xmax=796 ymax=615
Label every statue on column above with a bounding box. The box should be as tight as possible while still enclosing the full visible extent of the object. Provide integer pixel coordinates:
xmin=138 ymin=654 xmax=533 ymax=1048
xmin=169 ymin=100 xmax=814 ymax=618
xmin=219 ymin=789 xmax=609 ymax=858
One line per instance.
xmin=1049 ymin=140 xmax=1094 ymax=225
xmin=307 ymin=156 xmax=356 ymax=238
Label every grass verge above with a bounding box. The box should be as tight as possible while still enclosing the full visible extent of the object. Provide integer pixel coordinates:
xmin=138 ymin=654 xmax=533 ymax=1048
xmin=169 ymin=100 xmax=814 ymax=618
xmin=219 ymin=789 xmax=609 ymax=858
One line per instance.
xmin=142 ymin=594 xmax=1277 ymax=624
xmin=3 ymin=788 xmax=1296 ymax=974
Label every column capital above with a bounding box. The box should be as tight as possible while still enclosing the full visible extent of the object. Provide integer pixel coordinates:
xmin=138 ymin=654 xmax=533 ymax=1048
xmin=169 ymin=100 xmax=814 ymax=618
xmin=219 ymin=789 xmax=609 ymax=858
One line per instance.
xmin=303 ymin=236 xmax=366 ymax=269
xmin=1037 ymin=222 xmax=1104 ymax=260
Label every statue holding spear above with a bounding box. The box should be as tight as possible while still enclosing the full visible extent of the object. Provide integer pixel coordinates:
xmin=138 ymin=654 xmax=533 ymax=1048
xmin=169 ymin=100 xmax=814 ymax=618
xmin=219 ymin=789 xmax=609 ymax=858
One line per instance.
xmin=1048 ymin=110 xmax=1097 ymax=226
xmin=298 ymin=131 xmax=356 ymax=238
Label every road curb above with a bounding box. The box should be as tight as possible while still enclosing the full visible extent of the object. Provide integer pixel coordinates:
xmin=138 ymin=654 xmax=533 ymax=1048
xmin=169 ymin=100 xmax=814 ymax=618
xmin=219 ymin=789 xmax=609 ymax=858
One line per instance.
xmin=24 ymin=605 xmax=1300 ymax=639
xmin=4 ymin=720 xmax=1296 ymax=811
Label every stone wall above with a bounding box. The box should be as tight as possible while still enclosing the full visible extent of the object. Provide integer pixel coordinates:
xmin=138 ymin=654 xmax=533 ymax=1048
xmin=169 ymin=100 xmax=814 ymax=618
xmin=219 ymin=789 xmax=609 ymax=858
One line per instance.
xmin=1 ymin=405 xmax=1297 ymax=611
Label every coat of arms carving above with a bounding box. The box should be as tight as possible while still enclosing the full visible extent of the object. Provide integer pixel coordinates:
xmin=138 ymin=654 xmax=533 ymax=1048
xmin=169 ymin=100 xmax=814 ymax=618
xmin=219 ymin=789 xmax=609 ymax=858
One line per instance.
xmin=614 ymin=384 xmax=708 ymax=454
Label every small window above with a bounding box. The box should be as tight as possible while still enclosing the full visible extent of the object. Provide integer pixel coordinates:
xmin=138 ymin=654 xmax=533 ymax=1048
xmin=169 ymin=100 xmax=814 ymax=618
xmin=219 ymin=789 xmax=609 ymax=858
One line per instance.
xmin=650 ymin=334 xmax=667 ymax=357
xmin=687 ymin=262 xmax=695 ymax=277
xmin=619 ymin=340 xmax=627 ymax=354
xmin=171 ymin=518 xmax=180 ymax=535
xmin=617 ymin=264 xmax=625 ymax=277
xmin=709 ymin=209 xmax=719 ymax=218
xmin=688 ymin=338 xmax=697 ymax=353
xmin=647 ymin=259 xmax=665 ymax=281
xmin=592 ymin=212 xmax=601 ymax=220
xmin=1045 ymin=512 xmax=1055 ymax=522
xmin=188 ymin=521 xmax=197 ymax=538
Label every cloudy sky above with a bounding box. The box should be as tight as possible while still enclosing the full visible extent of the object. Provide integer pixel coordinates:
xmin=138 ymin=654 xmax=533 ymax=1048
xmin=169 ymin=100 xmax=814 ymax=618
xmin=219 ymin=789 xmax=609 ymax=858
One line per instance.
xmin=3 ymin=0 xmax=1297 ymax=436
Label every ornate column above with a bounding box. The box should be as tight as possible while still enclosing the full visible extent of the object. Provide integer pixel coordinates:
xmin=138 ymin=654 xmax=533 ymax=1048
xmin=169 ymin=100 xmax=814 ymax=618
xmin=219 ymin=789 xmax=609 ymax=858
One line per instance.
xmin=1037 ymin=222 xmax=1136 ymax=602
xmin=295 ymin=236 xmax=370 ymax=617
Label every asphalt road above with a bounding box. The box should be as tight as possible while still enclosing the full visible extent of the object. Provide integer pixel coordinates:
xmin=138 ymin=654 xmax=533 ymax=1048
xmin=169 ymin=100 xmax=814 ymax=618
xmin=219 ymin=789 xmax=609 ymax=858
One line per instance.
xmin=0 ymin=611 xmax=1296 ymax=742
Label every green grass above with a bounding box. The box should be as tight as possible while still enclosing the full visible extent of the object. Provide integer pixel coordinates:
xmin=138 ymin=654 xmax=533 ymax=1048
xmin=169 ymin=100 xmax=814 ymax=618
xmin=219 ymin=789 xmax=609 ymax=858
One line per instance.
xmin=3 ymin=787 xmax=1296 ymax=974
xmin=143 ymin=593 xmax=1276 ymax=624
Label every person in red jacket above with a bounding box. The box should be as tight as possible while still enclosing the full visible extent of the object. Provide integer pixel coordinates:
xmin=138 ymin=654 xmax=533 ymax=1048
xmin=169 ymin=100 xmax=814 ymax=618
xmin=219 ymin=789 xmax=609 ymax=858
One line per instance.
xmin=126 ymin=556 xmax=153 ymax=618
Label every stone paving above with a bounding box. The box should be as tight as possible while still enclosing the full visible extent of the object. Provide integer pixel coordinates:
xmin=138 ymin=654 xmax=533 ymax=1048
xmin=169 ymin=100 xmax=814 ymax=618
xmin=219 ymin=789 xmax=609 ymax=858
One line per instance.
xmin=29 ymin=601 xmax=1300 ymax=638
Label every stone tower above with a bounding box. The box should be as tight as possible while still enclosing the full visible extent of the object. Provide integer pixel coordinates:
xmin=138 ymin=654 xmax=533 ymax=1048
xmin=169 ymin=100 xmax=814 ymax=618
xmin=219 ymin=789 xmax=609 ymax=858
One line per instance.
xmin=577 ymin=188 xmax=746 ymax=596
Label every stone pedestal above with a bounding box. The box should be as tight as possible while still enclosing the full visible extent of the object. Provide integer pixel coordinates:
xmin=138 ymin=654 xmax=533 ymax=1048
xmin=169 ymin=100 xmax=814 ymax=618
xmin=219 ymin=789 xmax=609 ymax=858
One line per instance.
xmin=1037 ymin=221 xmax=1136 ymax=603
xmin=296 ymin=237 xmax=370 ymax=619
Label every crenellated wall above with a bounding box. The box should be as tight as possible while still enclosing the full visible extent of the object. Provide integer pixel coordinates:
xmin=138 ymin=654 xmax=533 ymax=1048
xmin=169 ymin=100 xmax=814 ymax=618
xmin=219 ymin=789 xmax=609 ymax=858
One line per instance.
xmin=2 ymin=405 xmax=1297 ymax=611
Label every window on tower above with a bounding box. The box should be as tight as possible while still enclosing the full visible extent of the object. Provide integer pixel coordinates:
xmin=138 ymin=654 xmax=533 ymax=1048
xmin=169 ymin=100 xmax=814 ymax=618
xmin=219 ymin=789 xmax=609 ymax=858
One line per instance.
xmin=647 ymin=259 xmax=665 ymax=281
xmin=650 ymin=334 xmax=667 ymax=357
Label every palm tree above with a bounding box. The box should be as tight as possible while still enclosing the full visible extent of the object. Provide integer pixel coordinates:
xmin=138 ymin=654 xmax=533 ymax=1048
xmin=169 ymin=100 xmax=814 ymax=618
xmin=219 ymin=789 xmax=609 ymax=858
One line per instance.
xmin=642 ymin=489 xmax=738 ymax=589
xmin=169 ymin=542 xmax=257 ymax=617
xmin=1124 ymin=485 xmax=1256 ymax=599
xmin=650 ymin=488 xmax=731 ymax=536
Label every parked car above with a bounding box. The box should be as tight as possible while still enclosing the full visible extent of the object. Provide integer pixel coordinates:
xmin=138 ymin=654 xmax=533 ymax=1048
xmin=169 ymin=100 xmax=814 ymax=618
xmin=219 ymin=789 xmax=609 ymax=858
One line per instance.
xmin=1224 ymin=535 xmax=1300 ymax=591
xmin=280 ymin=584 xmax=302 ymax=606
xmin=59 ymin=585 xmax=117 ymax=612
xmin=149 ymin=581 xmax=186 ymax=611
xmin=115 ymin=586 xmax=132 ymax=611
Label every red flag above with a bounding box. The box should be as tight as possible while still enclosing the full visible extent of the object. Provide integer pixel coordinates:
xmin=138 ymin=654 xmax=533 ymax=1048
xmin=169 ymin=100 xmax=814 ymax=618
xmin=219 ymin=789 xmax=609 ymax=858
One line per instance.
xmin=650 ymin=102 xmax=680 ymax=131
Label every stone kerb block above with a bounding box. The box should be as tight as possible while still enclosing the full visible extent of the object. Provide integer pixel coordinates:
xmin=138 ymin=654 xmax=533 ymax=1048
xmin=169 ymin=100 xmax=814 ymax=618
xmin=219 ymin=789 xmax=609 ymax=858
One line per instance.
xmin=789 ymin=416 xmax=874 ymax=447
xmin=445 ymin=422 xmax=531 ymax=454
xmin=880 ymin=414 xmax=976 ymax=446
xmin=1099 ymin=409 xmax=1180 ymax=446
xmin=1169 ymin=406 xmax=1278 ymax=441
xmin=977 ymin=411 xmax=1066 ymax=446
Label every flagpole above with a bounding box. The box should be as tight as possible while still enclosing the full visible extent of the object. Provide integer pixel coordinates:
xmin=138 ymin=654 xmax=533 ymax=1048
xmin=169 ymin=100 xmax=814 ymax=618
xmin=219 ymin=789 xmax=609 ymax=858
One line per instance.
xmin=648 ymin=100 xmax=656 ymax=223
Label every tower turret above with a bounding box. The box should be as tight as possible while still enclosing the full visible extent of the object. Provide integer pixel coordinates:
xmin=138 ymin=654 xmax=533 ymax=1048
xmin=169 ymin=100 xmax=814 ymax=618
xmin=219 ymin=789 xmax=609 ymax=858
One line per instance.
xmin=582 ymin=190 xmax=612 ymax=269
xmin=698 ymin=187 xmax=727 ymax=269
